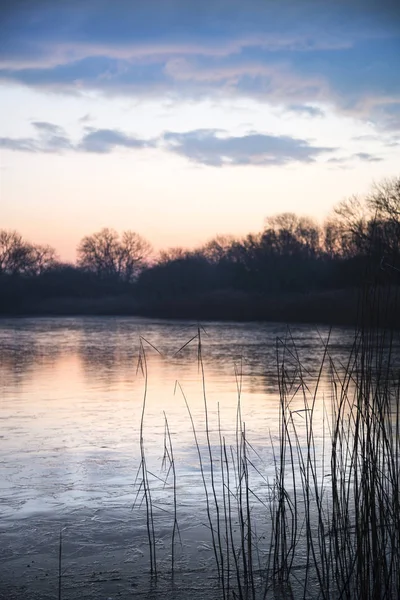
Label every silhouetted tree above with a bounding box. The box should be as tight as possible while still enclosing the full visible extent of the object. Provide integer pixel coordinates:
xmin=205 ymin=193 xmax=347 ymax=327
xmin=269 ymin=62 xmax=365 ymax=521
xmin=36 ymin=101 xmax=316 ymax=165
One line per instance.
xmin=331 ymin=195 xmax=369 ymax=256
xmin=329 ymin=177 xmax=400 ymax=261
xmin=0 ymin=229 xmax=57 ymax=275
xmin=200 ymin=235 xmax=237 ymax=264
xmin=28 ymin=244 xmax=58 ymax=275
xmin=367 ymin=177 xmax=400 ymax=259
xmin=368 ymin=177 xmax=400 ymax=222
xmin=157 ymin=247 xmax=190 ymax=264
xmin=77 ymin=228 xmax=152 ymax=281
xmin=137 ymin=254 xmax=215 ymax=297
xmin=263 ymin=213 xmax=322 ymax=258
xmin=323 ymin=220 xmax=344 ymax=258
xmin=1 ymin=176 xmax=399 ymax=317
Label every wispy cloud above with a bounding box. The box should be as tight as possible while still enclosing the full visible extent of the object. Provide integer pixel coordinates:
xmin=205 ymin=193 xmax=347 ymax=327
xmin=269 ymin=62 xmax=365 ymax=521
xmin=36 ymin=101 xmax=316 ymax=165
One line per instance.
xmin=0 ymin=123 xmax=336 ymax=166
xmin=0 ymin=121 xmax=73 ymax=153
xmin=78 ymin=113 xmax=93 ymax=124
xmin=286 ymin=104 xmax=325 ymax=117
xmin=78 ymin=128 xmax=155 ymax=153
xmin=0 ymin=123 xmax=151 ymax=154
xmin=351 ymin=132 xmax=400 ymax=147
xmin=3 ymin=1 xmax=389 ymax=70
xmin=162 ymin=129 xmax=334 ymax=166
xmin=353 ymin=152 xmax=383 ymax=162
xmin=327 ymin=152 xmax=383 ymax=165
xmin=31 ymin=121 xmax=64 ymax=133
xmin=0 ymin=1 xmax=399 ymax=129
xmin=352 ymin=134 xmax=381 ymax=142
xmin=0 ymin=137 xmax=39 ymax=152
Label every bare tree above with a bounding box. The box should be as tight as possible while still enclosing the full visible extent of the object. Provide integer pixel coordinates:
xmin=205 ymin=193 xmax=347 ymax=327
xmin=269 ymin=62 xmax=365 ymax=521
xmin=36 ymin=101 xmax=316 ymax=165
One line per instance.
xmin=200 ymin=235 xmax=236 ymax=264
xmin=0 ymin=229 xmax=57 ymax=275
xmin=78 ymin=228 xmax=119 ymax=278
xmin=0 ymin=230 xmax=29 ymax=274
xmin=330 ymin=178 xmax=400 ymax=258
xmin=28 ymin=244 xmax=58 ymax=275
xmin=118 ymin=231 xmax=153 ymax=281
xmin=157 ymin=247 xmax=189 ymax=265
xmin=323 ymin=220 xmax=345 ymax=258
xmin=367 ymin=177 xmax=400 ymax=221
xmin=263 ymin=213 xmax=321 ymax=257
xmin=77 ymin=228 xmax=152 ymax=281
xmin=366 ymin=177 xmax=400 ymax=257
xmin=329 ymin=195 xmax=370 ymax=256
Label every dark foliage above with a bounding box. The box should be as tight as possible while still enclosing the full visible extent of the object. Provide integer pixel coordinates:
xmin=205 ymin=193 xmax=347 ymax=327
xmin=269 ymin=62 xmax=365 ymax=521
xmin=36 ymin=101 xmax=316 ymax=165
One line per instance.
xmin=1 ymin=176 xmax=399 ymax=323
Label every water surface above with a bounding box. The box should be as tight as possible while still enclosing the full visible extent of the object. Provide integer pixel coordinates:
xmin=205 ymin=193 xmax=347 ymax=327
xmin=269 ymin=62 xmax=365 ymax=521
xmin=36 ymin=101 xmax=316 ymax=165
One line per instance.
xmin=0 ymin=316 xmax=359 ymax=519
xmin=2 ymin=317 xmax=399 ymax=599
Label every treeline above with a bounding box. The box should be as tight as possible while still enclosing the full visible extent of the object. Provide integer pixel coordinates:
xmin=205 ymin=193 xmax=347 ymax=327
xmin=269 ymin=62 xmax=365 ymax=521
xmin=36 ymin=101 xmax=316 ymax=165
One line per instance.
xmin=1 ymin=177 xmax=399 ymax=321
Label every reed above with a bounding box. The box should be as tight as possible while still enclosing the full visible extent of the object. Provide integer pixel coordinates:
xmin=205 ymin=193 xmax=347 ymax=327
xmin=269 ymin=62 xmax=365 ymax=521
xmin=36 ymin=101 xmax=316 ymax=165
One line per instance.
xmin=162 ymin=411 xmax=181 ymax=576
xmin=265 ymin=279 xmax=400 ymax=599
xmin=135 ymin=279 xmax=399 ymax=599
xmin=58 ymin=527 xmax=62 ymax=600
xmin=134 ymin=336 xmax=162 ymax=578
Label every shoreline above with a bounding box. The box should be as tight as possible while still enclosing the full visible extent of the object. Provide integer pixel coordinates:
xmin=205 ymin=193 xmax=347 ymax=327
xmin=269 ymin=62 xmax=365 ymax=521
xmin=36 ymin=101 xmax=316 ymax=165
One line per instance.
xmin=1 ymin=286 xmax=398 ymax=328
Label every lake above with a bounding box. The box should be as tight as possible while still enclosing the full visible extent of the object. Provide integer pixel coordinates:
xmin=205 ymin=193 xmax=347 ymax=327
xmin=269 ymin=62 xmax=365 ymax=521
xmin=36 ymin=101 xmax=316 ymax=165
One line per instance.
xmin=0 ymin=316 xmax=393 ymax=599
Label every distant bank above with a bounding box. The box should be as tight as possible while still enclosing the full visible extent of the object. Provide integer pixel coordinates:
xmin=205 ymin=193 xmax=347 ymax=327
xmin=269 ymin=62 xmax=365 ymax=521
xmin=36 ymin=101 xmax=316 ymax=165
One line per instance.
xmin=2 ymin=287 xmax=398 ymax=329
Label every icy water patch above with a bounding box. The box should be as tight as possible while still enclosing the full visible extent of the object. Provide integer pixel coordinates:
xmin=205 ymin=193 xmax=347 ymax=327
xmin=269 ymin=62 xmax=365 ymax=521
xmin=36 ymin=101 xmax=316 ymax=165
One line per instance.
xmin=0 ymin=316 xmax=382 ymax=598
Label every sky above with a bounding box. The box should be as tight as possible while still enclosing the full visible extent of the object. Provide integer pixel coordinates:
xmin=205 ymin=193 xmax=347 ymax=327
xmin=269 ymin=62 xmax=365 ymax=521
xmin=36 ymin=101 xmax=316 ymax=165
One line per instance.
xmin=1 ymin=0 xmax=399 ymax=262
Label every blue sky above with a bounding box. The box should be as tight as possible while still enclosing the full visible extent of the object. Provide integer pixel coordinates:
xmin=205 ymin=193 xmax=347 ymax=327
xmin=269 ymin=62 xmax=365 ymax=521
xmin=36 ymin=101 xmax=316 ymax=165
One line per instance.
xmin=1 ymin=0 xmax=399 ymax=260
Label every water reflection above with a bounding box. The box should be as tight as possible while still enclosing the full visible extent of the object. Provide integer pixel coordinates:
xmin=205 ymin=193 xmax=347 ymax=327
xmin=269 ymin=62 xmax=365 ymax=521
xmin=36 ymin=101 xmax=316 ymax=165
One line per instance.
xmin=0 ymin=331 xmax=61 ymax=390
xmin=0 ymin=316 xmax=398 ymax=520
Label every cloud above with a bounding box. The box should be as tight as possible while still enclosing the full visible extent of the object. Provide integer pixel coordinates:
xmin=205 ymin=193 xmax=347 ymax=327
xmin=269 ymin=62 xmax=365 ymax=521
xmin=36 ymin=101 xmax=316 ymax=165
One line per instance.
xmin=353 ymin=152 xmax=383 ymax=162
xmin=78 ymin=113 xmax=93 ymax=123
xmin=78 ymin=128 xmax=155 ymax=153
xmin=0 ymin=122 xmax=335 ymax=166
xmin=162 ymin=129 xmax=334 ymax=166
xmin=352 ymin=132 xmax=400 ymax=147
xmin=0 ymin=137 xmax=39 ymax=152
xmin=2 ymin=1 xmax=387 ymax=71
xmin=0 ymin=1 xmax=399 ymax=129
xmin=327 ymin=157 xmax=348 ymax=164
xmin=327 ymin=152 xmax=383 ymax=165
xmin=352 ymin=134 xmax=381 ymax=142
xmin=286 ymin=104 xmax=325 ymax=117
xmin=1 ymin=121 xmax=72 ymax=152
xmin=0 ymin=124 xmax=151 ymax=154
xmin=31 ymin=121 xmax=65 ymax=133
xmin=372 ymin=101 xmax=400 ymax=131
